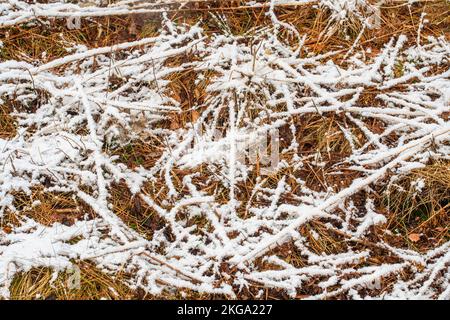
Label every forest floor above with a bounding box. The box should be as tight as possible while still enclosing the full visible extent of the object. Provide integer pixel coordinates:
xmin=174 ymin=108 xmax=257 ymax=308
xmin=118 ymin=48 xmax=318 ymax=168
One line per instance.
xmin=0 ymin=0 xmax=449 ymax=299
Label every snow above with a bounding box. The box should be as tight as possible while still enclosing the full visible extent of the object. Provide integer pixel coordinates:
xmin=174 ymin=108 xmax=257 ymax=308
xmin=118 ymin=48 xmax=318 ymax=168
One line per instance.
xmin=0 ymin=0 xmax=449 ymax=300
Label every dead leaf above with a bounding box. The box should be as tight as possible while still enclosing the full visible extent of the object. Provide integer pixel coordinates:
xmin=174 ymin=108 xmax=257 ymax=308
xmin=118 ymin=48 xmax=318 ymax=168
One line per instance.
xmin=3 ymin=226 xmax=12 ymax=234
xmin=408 ymin=233 xmax=421 ymax=242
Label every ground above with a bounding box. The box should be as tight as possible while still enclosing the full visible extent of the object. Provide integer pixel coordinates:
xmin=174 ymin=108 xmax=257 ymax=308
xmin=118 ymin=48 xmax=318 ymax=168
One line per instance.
xmin=0 ymin=0 xmax=449 ymax=300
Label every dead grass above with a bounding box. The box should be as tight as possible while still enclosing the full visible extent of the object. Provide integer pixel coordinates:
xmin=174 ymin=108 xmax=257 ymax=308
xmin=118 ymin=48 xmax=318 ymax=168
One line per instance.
xmin=9 ymin=263 xmax=232 ymax=300
xmin=381 ymin=161 xmax=450 ymax=251
xmin=9 ymin=263 xmax=137 ymax=300
xmin=1 ymin=1 xmax=447 ymax=65
xmin=109 ymin=138 xmax=166 ymax=169
xmin=109 ymin=181 xmax=170 ymax=243
xmin=277 ymin=0 xmax=450 ymax=56
xmin=1 ymin=0 xmax=449 ymax=300
xmin=0 ymin=103 xmax=16 ymax=139
xmin=0 ymin=15 xmax=154 ymax=63
xmin=2 ymin=188 xmax=96 ymax=228
xmin=173 ymin=0 xmax=450 ymax=57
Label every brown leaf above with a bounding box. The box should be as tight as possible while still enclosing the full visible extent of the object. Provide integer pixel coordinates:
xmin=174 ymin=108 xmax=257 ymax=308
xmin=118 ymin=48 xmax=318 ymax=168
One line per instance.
xmin=408 ymin=233 xmax=421 ymax=242
xmin=442 ymin=111 xmax=449 ymax=121
xmin=3 ymin=226 xmax=12 ymax=234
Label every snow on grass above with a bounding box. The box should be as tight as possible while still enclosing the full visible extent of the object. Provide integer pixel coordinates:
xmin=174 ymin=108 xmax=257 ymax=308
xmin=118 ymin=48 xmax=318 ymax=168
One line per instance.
xmin=0 ymin=0 xmax=394 ymax=29
xmin=0 ymin=1 xmax=449 ymax=299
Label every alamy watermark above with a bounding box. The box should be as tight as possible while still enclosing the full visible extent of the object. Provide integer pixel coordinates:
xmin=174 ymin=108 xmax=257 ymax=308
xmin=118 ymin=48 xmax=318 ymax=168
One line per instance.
xmin=193 ymin=127 xmax=280 ymax=175
xmin=66 ymin=264 xmax=81 ymax=290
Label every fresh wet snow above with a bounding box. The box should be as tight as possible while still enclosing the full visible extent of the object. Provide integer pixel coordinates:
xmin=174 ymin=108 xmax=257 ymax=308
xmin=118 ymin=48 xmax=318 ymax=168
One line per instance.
xmin=0 ymin=0 xmax=449 ymax=299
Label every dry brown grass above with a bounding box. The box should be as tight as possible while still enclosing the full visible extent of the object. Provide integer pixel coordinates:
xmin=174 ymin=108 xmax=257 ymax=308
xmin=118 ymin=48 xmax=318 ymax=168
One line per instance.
xmin=109 ymin=181 xmax=169 ymax=242
xmin=0 ymin=15 xmax=154 ymax=63
xmin=9 ymin=263 xmax=137 ymax=300
xmin=1 ymin=188 xmax=96 ymax=230
xmin=109 ymin=138 xmax=165 ymax=169
xmin=1 ymin=0 xmax=449 ymax=300
xmin=0 ymin=103 xmax=16 ymax=139
xmin=1 ymin=1 xmax=446 ymax=63
xmin=381 ymin=161 xmax=450 ymax=251
xmin=9 ymin=263 xmax=232 ymax=300
xmin=172 ymin=0 xmax=450 ymax=57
